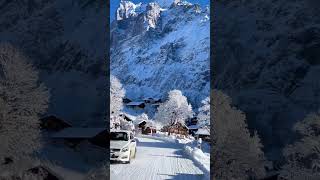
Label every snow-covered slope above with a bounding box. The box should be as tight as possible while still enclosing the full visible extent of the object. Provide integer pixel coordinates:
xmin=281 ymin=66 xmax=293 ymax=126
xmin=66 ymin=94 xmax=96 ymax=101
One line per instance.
xmin=111 ymin=0 xmax=210 ymax=108
xmin=214 ymin=0 xmax=320 ymax=159
xmin=0 ymin=0 xmax=107 ymax=126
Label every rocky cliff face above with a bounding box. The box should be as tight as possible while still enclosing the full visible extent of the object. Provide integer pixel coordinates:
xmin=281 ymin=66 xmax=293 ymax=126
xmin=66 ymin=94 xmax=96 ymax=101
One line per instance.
xmin=111 ymin=0 xmax=210 ymax=108
xmin=0 ymin=0 xmax=107 ymax=127
xmin=214 ymin=0 xmax=320 ymax=159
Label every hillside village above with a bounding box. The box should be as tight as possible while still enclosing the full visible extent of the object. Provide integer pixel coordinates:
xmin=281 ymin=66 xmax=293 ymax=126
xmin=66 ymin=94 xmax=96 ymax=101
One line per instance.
xmin=110 ymin=78 xmax=211 ymax=143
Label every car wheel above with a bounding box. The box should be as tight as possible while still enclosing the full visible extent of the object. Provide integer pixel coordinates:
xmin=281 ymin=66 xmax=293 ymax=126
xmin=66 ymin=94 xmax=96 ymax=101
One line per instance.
xmin=126 ymin=153 xmax=131 ymax=164
xmin=133 ymin=148 xmax=136 ymax=158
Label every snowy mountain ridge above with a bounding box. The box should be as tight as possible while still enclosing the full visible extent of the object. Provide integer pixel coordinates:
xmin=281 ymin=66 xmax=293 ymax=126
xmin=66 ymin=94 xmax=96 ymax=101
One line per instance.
xmin=111 ymin=0 xmax=210 ymax=108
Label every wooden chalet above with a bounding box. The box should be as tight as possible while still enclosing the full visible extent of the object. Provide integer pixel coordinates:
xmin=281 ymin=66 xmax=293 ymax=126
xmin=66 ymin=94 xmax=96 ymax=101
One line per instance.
xmin=123 ymin=97 xmax=132 ymax=104
xmin=51 ymin=128 xmax=108 ymax=148
xmin=195 ymin=127 xmax=210 ymax=142
xmin=143 ymin=97 xmax=162 ymax=104
xmin=119 ymin=113 xmax=136 ymax=122
xmin=142 ymin=126 xmax=157 ymax=134
xmin=134 ymin=119 xmax=157 ymax=134
xmin=187 ymin=124 xmax=199 ymax=135
xmin=39 ymin=115 xmax=72 ymax=131
xmin=136 ymin=120 xmax=147 ymax=129
xmin=126 ymin=101 xmax=145 ymax=109
xmin=162 ymin=122 xmax=189 ymax=136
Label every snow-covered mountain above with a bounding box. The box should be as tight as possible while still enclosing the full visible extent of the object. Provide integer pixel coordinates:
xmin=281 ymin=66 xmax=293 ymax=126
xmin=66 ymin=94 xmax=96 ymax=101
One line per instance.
xmin=110 ymin=0 xmax=210 ymax=20
xmin=0 ymin=0 xmax=107 ymax=127
xmin=214 ymin=0 xmax=320 ymax=159
xmin=111 ymin=0 xmax=210 ymax=108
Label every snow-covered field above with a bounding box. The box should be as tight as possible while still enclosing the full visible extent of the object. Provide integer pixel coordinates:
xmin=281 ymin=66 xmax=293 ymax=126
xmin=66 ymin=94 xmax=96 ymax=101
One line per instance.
xmin=110 ymin=136 xmax=208 ymax=180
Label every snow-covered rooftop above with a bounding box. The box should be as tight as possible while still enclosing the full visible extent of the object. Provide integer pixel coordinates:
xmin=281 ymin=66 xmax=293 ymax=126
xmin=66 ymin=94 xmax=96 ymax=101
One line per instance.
xmin=143 ymin=97 xmax=161 ymax=101
xmin=195 ymin=128 xmax=210 ymax=135
xmin=134 ymin=120 xmax=147 ymax=125
xmin=188 ymin=125 xmax=199 ymax=130
xmin=126 ymin=101 xmax=145 ymax=106
xmin=120 ymin=113 xmax=137 ymax=121
xmin=52 ymin=128 xmax=106 ymax=138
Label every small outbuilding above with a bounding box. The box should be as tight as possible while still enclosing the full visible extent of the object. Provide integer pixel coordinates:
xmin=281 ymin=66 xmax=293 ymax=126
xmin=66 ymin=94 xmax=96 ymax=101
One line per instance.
xmin=187 ymin=124 xmax=199 ymax=135
xmin=40 ymin=115 xmax=72 ymax=131
xmin=195 ymin=127 xmax=210 ymax=142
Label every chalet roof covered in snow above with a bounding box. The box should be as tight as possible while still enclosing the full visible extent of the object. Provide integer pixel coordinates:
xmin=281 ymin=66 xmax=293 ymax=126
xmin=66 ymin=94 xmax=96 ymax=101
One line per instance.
xmin=40 ymin=115 xmax=72 ymax=126
xmin=134 ymin=120 xmax=146 ymax=125
xmin=52 ymin=128 xmax=106 ymax=138
xmin=120 ymin=113 xmax=137 ymax=121
xmin=126 ymin=101 xmax=145 ymax=106
xmin=187 ymin=125 xmax=199 ymax=130
xmin=143 ymin=97 xmax=161 ymax=101
xmin=195 ymin=128 xmax=210 ymax=135
xmin=151 ymin=103 xmax=161 ymax=106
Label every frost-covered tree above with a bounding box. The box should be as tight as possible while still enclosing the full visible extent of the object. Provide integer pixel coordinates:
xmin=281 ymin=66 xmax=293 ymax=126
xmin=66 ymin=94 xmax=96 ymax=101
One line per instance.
xmin=154 ymin=90 xmax=193 ymax=133
xmin=0 ymin=43 xmax=49 ymax=164
xmin=212 ymin=90 xmax=267 ymax=180
xmin=197 ymin=96 xmax=210 ymax=128
xmin=110 ymin=75 xmax=125 ymax=129
xmin=136 ymin=113 xmax=149 ymax=123
xmin=110 ymin=75 xmax=125 ymax=114
xmin=279 ymin=111 xmax=320 ymax=180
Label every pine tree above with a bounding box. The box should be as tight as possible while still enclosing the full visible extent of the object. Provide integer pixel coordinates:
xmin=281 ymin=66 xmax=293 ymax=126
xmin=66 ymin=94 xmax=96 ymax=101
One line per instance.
xmin=212 ymin=90 xmax=267 ymax=180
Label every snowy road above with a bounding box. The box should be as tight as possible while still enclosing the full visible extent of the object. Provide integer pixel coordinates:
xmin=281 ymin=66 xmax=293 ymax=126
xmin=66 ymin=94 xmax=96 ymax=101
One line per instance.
xmin=110 ymin=136 xmax=207 ymax=180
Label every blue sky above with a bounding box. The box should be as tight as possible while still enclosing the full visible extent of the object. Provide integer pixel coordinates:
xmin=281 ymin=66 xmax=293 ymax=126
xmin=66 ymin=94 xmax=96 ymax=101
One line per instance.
xmin=110 ymin=0 xmax=209 ymax=21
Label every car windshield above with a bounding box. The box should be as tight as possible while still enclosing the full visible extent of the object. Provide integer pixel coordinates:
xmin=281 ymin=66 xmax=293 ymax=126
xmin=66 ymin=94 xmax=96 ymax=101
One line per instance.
xmin=110 ymin=132 xmax=128 ymax=141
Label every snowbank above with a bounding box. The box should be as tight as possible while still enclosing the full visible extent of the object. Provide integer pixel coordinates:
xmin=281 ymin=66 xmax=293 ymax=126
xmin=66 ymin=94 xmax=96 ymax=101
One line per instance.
xmin=184 ymin=145 xmax=210 ymax=176
xmin=139 ymin=133 xmax=210 ymax=177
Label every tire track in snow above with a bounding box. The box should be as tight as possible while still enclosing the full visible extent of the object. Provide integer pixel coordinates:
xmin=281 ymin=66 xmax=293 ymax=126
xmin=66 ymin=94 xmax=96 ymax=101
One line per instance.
xmin=110 ymin=137 xmax=206 ymax=180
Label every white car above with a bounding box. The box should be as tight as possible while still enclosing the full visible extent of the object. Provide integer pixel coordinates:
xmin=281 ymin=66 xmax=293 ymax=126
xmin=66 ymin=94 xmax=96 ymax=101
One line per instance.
xmin=110 ymin=130 xmax=137 ymax=163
